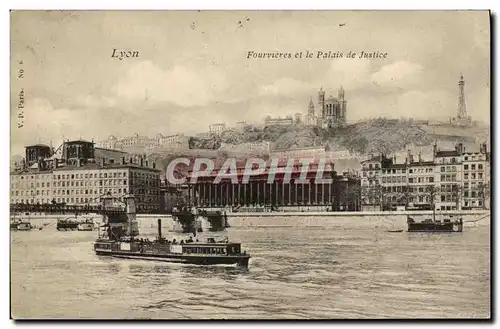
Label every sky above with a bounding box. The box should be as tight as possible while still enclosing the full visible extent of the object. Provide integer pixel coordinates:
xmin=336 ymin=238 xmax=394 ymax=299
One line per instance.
xmin=10 ymin=10 xmax=490 ymax=156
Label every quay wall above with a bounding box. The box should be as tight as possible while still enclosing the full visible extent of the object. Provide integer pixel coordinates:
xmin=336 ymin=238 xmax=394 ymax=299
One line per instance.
xmin=13 ymin=210 xmax=490 ymax=231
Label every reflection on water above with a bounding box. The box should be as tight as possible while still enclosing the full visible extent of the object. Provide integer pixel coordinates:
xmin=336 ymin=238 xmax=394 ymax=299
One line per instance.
xmin=11 ymin=221 xmax=490 ymax=319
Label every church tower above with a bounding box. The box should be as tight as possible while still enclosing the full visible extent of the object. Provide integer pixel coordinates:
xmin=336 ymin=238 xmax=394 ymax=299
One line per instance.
xmin=338 ymin=85 xmax=347 ymax=124
xmin=318 ymin=88 xmax=325 ymax=119
xmin=308 ymin=97 xmax=315 ymax=116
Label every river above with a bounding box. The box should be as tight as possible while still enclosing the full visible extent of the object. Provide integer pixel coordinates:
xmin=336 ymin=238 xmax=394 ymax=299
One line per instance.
xmin=10 ymin=219 xmax=490 ymax=319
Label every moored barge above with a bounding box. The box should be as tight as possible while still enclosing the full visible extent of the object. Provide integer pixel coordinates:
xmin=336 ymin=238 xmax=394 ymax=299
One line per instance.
xmin=57 ymin=217 xmax=96 ymax=231
xmin=10 ymin=218 xmax=33 ymax=231
xmin=407 ymin=211 xmax=463 ymax=233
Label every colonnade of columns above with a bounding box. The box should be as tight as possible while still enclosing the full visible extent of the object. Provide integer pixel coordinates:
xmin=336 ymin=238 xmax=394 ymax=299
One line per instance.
xmin=192 ymin=180 xmax=337 ymax=207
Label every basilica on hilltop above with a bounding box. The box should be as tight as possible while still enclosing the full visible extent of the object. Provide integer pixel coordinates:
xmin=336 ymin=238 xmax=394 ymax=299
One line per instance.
xmin=304 ymin=86 xmax=347 ymax=128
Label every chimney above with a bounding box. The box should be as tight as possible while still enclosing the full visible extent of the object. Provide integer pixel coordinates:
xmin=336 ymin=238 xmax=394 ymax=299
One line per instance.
xmin=121 ymin=156 xmax=125 ymax=165
xmin=145 ymin=160 xmax=149 ymax=167
xmin=407 ymin=149 xmax=412 ymax=163
xmin=101 ymin=158 xmax=105 ymax=167
xmin=418 ymin=152 xmax=422 ymax=163
xmin=153 ymin=162 xmax=156 ymax=169
xmin=140 ymin=158 xmax=144 ymax=167
xmin=433 ymin=141 xmax=437 ymax=156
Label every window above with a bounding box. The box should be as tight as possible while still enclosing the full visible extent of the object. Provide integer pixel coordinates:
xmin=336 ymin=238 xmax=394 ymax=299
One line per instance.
xmin=409 ymin=169 xmax=413 ymax=174
xmin=429 ymin=177 xmax=434 ymax=183
xmin=478 ymin=173 xmax=483 ymax=179
xmin=471 ymin=164 xmax=476 ymax=170
xmin=441 ymin=167 xmax=445 ymax=172
xmin=464 ymin=164 xmax=469 ymax=170
xmin=478 ymin=164 xmax=483 ymax=170
xmin=464 ymin=173 xmax=469 ymax=180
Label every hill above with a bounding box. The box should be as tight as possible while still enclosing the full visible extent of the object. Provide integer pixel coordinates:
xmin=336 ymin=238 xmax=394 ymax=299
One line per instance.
xmin=188 ymin=118 xmax=488 ymax=155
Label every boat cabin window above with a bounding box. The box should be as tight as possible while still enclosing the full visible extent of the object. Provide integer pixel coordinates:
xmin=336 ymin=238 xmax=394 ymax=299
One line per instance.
xmin=227 ymin=245 xmax=241 ymax=255
xmin=183 ymin=246 xmax=227 ymax=255
xmin=95 ymin=243 xmax=111 ymax=250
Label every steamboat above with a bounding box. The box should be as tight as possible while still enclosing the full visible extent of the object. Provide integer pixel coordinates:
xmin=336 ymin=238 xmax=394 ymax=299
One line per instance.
xmin=94 ymin=218 xmax=250 ymax=268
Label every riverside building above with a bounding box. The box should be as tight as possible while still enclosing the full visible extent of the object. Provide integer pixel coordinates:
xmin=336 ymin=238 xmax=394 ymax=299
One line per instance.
xmin=10 ymin=140 xmax=161 ymax=213
xmin=360 ymin=142 xmax=490 ymax=211
xmin=185 ymin=160 xmax=362 ymax=212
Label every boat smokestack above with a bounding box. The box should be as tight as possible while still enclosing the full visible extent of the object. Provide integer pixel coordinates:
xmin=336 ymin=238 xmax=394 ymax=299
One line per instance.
xmin=157 ymin=218 xmax=162 ymax=240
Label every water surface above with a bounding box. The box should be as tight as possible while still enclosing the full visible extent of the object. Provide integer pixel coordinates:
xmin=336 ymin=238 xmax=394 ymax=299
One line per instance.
xmin=11 ymin=220 xmax=490 ymax=319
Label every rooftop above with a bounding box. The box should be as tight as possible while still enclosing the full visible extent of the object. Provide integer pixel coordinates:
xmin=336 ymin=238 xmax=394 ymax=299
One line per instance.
xmin=64 ymin=139 xmax=94 ymax=144
xmin=435 ymin=150 xmax=461 ymax=157
xmin=53 ymin=163 xmax=161 ymax=172
xmin=11 ymin=162 xmax=161 ymax=174
xmin=25 ymin=144 xmax=51 ymax=148
xmin=408 ymin=161 xmax=435 ymax=167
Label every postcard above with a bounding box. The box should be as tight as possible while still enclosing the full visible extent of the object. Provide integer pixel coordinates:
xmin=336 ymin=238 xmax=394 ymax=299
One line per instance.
xmin=10 ymin=10 xmax=491 ymax=320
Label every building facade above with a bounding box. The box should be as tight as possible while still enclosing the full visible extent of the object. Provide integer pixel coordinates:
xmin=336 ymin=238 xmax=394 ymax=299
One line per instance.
xmin=270 ymin=145 xmax=327 ymax=161
xmin=96 ymin=133 xmax=189 ymax=152
xmin=188 ymin=162 xmax=361 ymax=211
xmin=10 ymin=141 xmax=162 ymax=213
xmin=360 ymin=142 xmax=490 ymax=211
xmin=264 ymin=116 xmax=294 ymax=127
xmin=462 ymin=143 xmax=490 ymax=209
xmin=294 ymin=113 xmax=303 ymax=124
xmin=209 ymin=123 xmax=227 ymax=135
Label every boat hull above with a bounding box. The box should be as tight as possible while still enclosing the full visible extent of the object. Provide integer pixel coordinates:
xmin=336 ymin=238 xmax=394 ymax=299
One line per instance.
xmin=407 ymin=223 xmax=463 ymax=233
xmin=57 ymin=223 xmax=79 ymax=231
xmin=94 ymin=249 xmax=250 ymax=268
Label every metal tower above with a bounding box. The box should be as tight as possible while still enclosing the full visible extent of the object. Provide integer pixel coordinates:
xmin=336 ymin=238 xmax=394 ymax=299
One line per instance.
xmin=457 ymin=74 xmax=467 ymax=118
